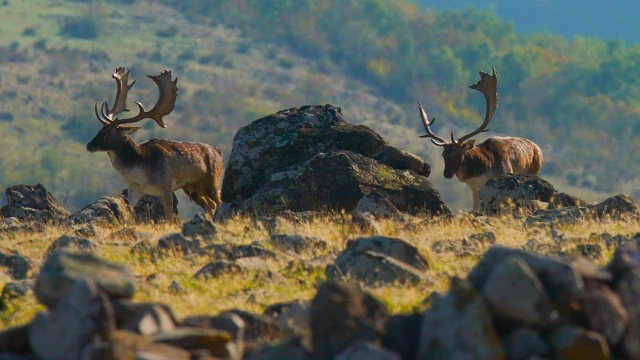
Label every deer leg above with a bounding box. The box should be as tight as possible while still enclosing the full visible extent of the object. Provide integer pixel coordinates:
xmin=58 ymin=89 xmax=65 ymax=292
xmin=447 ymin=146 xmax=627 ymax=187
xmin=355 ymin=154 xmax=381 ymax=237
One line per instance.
xmin=126 ymin=186 xmax=142 ymax=207
xmin=472 ymin=190 xmax=481 ymax=212
xmin=161 ymin=187 xmax=175 ymax=222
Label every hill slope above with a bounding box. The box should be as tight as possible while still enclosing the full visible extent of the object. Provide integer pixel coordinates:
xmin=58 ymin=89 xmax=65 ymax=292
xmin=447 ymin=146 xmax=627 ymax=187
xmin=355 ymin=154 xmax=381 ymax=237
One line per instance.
xmin=0 ymin=0 xmax=636 ymax=216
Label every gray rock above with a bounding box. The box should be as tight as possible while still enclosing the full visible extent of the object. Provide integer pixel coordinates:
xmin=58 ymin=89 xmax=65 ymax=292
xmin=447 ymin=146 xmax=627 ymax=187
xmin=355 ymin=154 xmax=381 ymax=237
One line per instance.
xmin=180 ymin=313 xmax=245 ymax=341
xmin=270 ymin=233 xmax=327 ymax=254
xmin=222 ymin=104 xmax=438 ymax=218
xmin=310 ymin=280 xmax=390 ymax=360
xmin=124 ymin=303 xmax=177 ymax=336
xmin=0 ymin=324 xmax=31 ymax=354
xmin=547 ymin=325 xmax=610 ymax=359
xmin=579 ymin=244 xmax=603 ymax=260
xmin=327 ymin=250 xmax=427 ymax=286
xmin=582 ymin=280 xmax=627 ymax=344
xmin=589 ymin=194 xmax=640 ymax=218
xmin=479 ymin=174 xmax=557 ymax=215
xmin=604 ymin=234 xmax=631 ymax=249
xmin=29 ymin=278 xmax=113 ymax=360
xmin=502 ymin=328 xmax=550 ymax=360
xmin=614 ymin=268 xmax=640 ymax=358
xmin=219 ymin=309 xmax=290 ymax=342
xmin=417 ymin=288 xmax=505 ymax=359
xmin=157 ymin=233 xmax=201 ymax=254
xmin=382 ymin=313 xmax=422 ymax=360
xmin=243 ymin=337 xmax=309 ymax=360
xmin=351 ymin=212 xmax=383 ymax=234
xmin=522 ymin=238 xmax=560 ymax=253
xmin=482 ymin=257 xmax=555 ymax=326
xmin=431 ymin=240 xmax=462 ymax=254
xmin=339 ymin=236 xmax=429 ymax=271
xmin=336 ymin=342 xmax=401 ymax=360
xmin=1 ymin=279 xmax=34 ymax=300
xmin=547 ymin=192 xmax=588 ymax=209
xmin=0 ymin=184 xmax=69 ymax=223
xmin=0 ymin=251 xmax=32 ymax=280
xmin=151 ymin=327 xmax=233 ymax=358
xmin=66 ymin=194 xmax=135 ymax=226
xmin=123 ymin=189 xmax=178 ymax=223
xmin=193 ymin=260 xmax=244 ymax=280
xmin=35 ymin=249 xmax=136 ymax=309
xmin=205 ymin=243 xmax=276 ymax=260
xmin=524 ymin=207 xmax=591 ymax=227
xmin=182 ymin=213 xmax=217 ymax=240
xmin=467 ymin=246 xmax=583 ymax=303
xmin=354 ymin=192 xmax=404 ymax=219
xmin=46 ymin=234 xmax=96 ymax=255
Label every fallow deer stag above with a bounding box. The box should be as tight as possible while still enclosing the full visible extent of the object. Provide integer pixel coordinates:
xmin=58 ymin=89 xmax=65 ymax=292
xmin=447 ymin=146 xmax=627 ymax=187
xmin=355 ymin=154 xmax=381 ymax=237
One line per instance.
xmin=417 ymin=67 xmax=543 ymax=211
xmin=86 ymin=67 xmax=223 ymax=221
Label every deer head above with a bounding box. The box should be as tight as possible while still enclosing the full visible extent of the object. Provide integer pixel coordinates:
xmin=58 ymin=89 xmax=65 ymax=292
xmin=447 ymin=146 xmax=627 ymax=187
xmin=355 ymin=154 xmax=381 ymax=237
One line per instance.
xmin=86 ymin=67 xmax=178 ymax=153
xmin=418 ymin=68 xmax=498 ymax=178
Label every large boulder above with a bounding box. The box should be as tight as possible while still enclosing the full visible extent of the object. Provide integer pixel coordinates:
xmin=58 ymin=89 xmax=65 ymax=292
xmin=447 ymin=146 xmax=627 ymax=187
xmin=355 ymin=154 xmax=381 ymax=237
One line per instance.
xmin=122 ymin=189 xmax=179 ymax=223
xmin=0 ymin=184 xmax=69 ymax=223
xmin=479 ymin=174 xmax=557 ymax=215
xmin=220 ymin=104 xmax=448 ymax=216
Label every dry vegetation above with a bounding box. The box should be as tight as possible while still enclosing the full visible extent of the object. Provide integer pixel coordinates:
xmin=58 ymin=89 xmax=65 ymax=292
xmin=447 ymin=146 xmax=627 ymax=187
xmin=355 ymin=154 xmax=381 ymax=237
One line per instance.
xmin=1 ymin=212 xmax=635 ymax=329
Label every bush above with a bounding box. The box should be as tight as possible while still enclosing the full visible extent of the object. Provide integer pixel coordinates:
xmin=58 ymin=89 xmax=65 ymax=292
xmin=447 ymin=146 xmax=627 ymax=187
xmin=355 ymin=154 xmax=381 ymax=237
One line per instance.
xmin=60 ymin=17 xmax=99 ymax=39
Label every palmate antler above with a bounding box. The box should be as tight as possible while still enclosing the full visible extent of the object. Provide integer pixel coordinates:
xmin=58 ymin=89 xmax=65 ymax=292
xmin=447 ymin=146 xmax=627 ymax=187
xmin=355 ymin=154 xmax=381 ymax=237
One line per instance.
xmin=418 ymin=67 xmax=499 ymax=145
xmin=94 ymin=67 xmax=179 ymax=128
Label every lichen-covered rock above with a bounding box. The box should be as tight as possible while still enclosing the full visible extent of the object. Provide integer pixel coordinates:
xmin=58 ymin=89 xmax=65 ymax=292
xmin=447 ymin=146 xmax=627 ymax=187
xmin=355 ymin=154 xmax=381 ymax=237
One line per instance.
xmin=122 ymin=189 xmax=178 ymax=223
xmin=46 ymin=234 xmax=97 ymax=256
xmin=270 ymin=234 xmax=327 ymax=254
xmin=182 ymin=213 xmax=218 ymax=240
xmin=66 ymin=194 xmax=135 ymax=226
xmin=220 ymin=104 xmax=445 ymax=216
xmin=327 ymin=236 xmax=429 ymax=286
xmin=479 ymin=174 xmax=557 ymax=215
xmin=0 ymin=184 xmax=69 ymax=223
xmin=589 ymin=194 xmax=640 ymax=218
xmin=0 ymin=251 xmax=33 ymax=280
xmin=524 ymin=207 xmax=591 ymax=227
xmin=548 ymin=192 xmax=588 ymax=209
xmin=354 ymin=192 xmax=404 ymax=219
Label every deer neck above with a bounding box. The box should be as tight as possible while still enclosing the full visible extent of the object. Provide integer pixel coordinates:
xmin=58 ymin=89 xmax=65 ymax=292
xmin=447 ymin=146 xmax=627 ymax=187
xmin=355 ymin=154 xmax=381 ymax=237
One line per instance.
xmin=106 ymin=136 xmax=145 ymax=171
xmin=457 ymin=147 xmax=494 ymax=181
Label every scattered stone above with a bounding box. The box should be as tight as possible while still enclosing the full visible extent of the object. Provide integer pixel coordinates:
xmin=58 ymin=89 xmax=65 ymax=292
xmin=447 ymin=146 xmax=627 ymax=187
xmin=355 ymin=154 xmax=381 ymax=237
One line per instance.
xmin=219 ymin=309 xmax=290 ymax=342
xmin=417 ymin=284 xmax=505 ymax=360
xmin=1 ymin=279 xmax=33 ymax=301
xmin=524 ymin=207 xmax=591 ymax=227
xmin=46 ymin=234 xmax=96 ymax=255
xmin=182 ymin=213 xmax=218 ymax=240
xmin=382 ymin=313 xmax=422 ymax=360
xmin=0 ymin=324 xmax=30 ymax=354
xmin=123 ymin=189 xmax=179 ymax=223
xmin=431 ymin=240 xmax=462 ymax=254
xmin=482 ymin=256 xmax=555 ymax=326
xmin=35 ymin=249 xmax=136 ymax=309
xmin=604 ymin=234 xmax=630 ymax=249
xmin=157 ymin=233 xmax=201 ymax=254
xmin=193 ymin=260 xmax=244 ymax=280
xmin=29 ymin=278 xmax=114 ymax=360
xmin=579 ymin=244 xmax=603 ymax=260
xmin=613 ymin=268 xmax=640 ymax=358
xmin=479 ymin=174 xmax=557 ymax=215
xmin=338 ymin=236 xmax=429 ymax=271
xmin=168 ymin=281 xmax=186 ymax=295
xmin=522 ymin=238 xmax=560 ymax=253
xmin=502 ymin=328 xmax=550 ymax=360
xmin=108 ymin=227 xmax=151 ymax=242
xmin=467 ymin=231 xmax=496 ymax=245
xmin=582 ymin=280 xmax=628 ymax=344
xmin=468 ymin=246 xmax=583 ymax=303
xmin=270 ymin=234 xmax=327 ymax=254
xmin=327 ymin=251 xmax=426 ymax=286
xmin=243 ymin=337 xmax=308 ymax=360
xmin=180 ymin=313 xmax=245 ymax=341
xmin=0 ymin=251 xmax=32 ymax=280
xmin=336 ymin=342 xmax=401 ymax=360
xmin=548 ymin=192 xmax=588 ymax=209
xmin=548 ymin=325 xmax=610 ymax=359
xmin=152 ymin=327 xmax=233 ymax=358
xmin=66 ymin=194 xmax=135 ymax=226
xmin=205 ymin=243 xmax=276 ymax=260
xmin=0 ymin=184 xmax=69 ymax=223
xmin=81 ymin=330 xmax=191 ymax=360
xmin=310 ymin=280 xmax=389 ymax=359
xmin=589 ymin=194 xmax=640 ymax=218
xmin=354 ymin=192 xmax=403 ymax=219
xmin=351 ymin=212 xmax=383 ymax=234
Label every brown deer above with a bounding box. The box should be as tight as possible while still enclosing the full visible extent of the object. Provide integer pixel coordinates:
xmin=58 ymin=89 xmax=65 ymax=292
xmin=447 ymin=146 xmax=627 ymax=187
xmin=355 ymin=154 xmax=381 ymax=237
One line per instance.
xmin=86 ymin=67 xmax=223 ymax=221
xmin=417 ymin=68 xmax=543 ymax=211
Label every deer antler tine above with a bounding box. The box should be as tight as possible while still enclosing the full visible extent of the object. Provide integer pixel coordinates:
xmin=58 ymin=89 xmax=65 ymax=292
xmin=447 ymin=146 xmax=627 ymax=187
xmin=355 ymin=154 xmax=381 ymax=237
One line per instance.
xmin=94 ymin=102 xmax=110 ymax=125
xmin=417 ymin=101 xmax=448 ymax=145
xmin=455 ymin=67 xmax=499 ymax=144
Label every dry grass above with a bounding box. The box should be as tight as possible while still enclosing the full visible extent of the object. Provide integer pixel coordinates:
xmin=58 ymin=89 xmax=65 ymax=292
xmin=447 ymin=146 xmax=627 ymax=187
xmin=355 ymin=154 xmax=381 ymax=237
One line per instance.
xmin=0 ymin=212 xmax=636 ymax=329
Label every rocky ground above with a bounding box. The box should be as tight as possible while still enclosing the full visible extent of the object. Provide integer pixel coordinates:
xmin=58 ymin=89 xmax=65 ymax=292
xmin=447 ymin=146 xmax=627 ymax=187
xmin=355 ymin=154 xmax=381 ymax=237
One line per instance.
xmin=1 ymin=189 xmax=640 ymax=358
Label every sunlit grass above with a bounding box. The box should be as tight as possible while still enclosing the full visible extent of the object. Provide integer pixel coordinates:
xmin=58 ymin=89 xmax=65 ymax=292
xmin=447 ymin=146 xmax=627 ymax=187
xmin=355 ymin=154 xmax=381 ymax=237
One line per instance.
xmin=0 ymin=212 xmax=635 ymax=328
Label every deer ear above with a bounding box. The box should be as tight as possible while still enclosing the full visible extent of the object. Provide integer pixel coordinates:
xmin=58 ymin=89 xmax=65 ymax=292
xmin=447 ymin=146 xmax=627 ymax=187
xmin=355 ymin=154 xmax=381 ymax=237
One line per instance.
xmin=463 ymin=139 xmax=476 ymax=150
xmin=117 ymin=126 xmax=142 ymax=135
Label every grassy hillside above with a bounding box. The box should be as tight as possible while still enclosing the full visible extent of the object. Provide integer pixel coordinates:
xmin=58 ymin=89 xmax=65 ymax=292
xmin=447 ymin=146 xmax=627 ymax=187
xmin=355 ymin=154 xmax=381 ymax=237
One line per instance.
xmin=0 ymin=0 xmax=634 ymax=217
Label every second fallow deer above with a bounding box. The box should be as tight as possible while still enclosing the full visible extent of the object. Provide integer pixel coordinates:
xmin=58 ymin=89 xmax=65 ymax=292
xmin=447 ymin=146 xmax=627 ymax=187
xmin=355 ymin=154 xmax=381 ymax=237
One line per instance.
xmin=417 ymin=68 xmax=543 ymax=211
xmin=86 ymin=67 xmax=223 ymax=221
